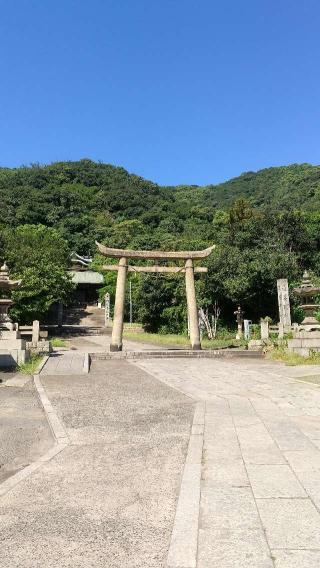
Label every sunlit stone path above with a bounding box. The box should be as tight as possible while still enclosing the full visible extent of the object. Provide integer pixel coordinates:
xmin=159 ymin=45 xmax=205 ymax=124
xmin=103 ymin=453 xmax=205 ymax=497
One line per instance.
xmin=135 ymin=357 xmax=320 ymax=568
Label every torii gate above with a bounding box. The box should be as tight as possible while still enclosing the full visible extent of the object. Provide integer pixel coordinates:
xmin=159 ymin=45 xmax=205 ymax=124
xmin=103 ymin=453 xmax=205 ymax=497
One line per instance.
xmin=96 ymin=242 xmax=215 ymax=352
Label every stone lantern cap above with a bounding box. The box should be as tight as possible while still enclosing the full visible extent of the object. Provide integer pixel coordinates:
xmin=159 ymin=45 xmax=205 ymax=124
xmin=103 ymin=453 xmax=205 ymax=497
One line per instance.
xmin=293 ymin=271 xmax=320 ymax=298
xmin=0 ymin=262 xmax=22 ymax=290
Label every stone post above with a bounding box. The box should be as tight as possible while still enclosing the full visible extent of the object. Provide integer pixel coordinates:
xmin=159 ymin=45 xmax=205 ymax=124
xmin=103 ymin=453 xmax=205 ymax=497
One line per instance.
xmin=260 ymin=320 xmax=269 ymax=341
xmin=32 ymin=320 xmax=40 ymax=344
xmin=110 ymin=257 xmax=127 ymax=351
xmin=244 ymin=319 xmax=251 ymax=340
xmin=185 ymin=259 xmax=201 ymax=350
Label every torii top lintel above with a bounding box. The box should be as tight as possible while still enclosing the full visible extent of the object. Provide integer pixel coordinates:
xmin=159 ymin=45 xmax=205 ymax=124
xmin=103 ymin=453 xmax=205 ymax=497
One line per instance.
xmin=96 ymin=242 xmax=215 ymax=261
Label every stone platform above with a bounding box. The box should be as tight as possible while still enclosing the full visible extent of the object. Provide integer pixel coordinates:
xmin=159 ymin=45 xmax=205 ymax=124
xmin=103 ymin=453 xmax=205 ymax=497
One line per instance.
xmin=0 ymin=329 xmax=29 ymax=368
xmin=288 ymin=331 xmax=320 ymax=356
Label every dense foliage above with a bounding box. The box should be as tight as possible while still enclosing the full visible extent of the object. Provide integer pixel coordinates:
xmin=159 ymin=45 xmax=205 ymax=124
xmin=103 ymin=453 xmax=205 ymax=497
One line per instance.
xmin=1 ymin=225 xmax=73 ymax=323
xmin=1 ymin=159 xmax=319 ymax=328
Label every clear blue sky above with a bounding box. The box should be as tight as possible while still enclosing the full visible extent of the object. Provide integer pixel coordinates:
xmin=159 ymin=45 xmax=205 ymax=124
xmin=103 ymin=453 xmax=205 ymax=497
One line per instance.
xmin=0 ymin=0 xmax=319 ymax=186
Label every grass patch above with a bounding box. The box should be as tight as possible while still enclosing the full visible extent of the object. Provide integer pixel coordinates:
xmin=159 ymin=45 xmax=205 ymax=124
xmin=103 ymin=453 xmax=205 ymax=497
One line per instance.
xmin=18 ymin=354 xmax=44 ymax=375
xmin=296 ymin=375 xmax=320 ymax=385
xmin=50 ymin=337 xmax=67 ymax=348
xmin=123 ymin=322 xmax=143 ymax=329
xmin=267 ymin=347 xmax=320 ymax=366
xmin=123 ymin=331 xmax=243 ymax=349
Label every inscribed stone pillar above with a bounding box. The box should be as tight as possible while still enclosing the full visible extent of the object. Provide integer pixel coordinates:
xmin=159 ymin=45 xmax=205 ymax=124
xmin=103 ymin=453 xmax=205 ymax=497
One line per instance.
xmin=110 ymin=257 xmax=127 ymax=351
xmin=105 ymin=292 xmax=110 ymax=327
xmin=277 ymin=279 xmax=291 ymax=328
xmin=185 ymin=259 xmax=201 ymax=350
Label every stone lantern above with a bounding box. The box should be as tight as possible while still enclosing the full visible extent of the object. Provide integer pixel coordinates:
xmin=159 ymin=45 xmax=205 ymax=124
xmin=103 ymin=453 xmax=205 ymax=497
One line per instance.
xmin=293 ymin=271 xmax=320 ymax=331
xmin=0 ymin=262 xmax=28 ymax=367
xmin=0 ymin=262 xmax=21 ymax=329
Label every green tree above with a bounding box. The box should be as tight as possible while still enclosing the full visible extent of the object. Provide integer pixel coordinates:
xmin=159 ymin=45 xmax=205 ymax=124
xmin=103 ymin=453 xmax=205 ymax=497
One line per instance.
xmin=2 ymin=224 xmax=74 ymax=323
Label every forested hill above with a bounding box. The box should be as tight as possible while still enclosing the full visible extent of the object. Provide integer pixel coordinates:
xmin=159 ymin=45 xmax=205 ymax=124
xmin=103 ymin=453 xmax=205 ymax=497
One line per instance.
xmin=180 ymin=162 xmax=320 ymax=212
xmin=1 ymin=159 xmax=320 ymax=327
xmin=1 ymin=159 xmax=320 ymax=253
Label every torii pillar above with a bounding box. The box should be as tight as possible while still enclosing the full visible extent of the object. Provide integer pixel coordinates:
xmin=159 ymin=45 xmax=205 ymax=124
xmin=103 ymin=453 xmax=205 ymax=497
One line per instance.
xmin=110 ymin=257 xmax=127 ymax=351
xmin=185 ymin=259 xmax=201 ymax=349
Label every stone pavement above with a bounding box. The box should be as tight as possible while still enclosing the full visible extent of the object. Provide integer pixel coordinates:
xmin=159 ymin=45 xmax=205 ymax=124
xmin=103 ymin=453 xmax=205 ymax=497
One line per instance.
xmin=41 ymin=351 xmax=86 ymax=375
xmin=133 ymin=357 xmax=320 ymax=568
xmin=3 ymin=349 xmax=320 ymax=567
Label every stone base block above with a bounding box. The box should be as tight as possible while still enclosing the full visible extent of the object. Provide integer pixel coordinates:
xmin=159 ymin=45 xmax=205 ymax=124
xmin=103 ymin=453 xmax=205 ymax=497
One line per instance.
xmin=0 ymin=348 xmax=30 ymax=368
xmin=298 ymin=324 xmax=320 ymax=332
xmin=26 ymin=340 xmax=52 ymax=354
xmin=0 ymin=329 xmax=20 ymax=340
xmin=294 ymin=331 xmax=320 ymax=339
xmin=0 ymin=338 xmax=26 ymax=349
xmin=248 ymin=340 xmax=263 ymax=351
xmin=110 ymin=343 xmax=122 ymax=352
xmin=288 ymin=337 xmax=320 ymax=357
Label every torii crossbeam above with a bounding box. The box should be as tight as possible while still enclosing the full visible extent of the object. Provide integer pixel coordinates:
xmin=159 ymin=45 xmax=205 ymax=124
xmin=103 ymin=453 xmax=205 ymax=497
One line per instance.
xmin=96 ymin=242 xmax=215 ymax=351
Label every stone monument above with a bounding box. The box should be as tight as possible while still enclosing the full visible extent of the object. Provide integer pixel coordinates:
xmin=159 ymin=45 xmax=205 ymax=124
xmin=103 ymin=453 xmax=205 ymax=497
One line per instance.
xmin=277 ymin=279 xmax=291 ymax=329
xmin=104 ymin=292 xmax=110 ymax=326
xmin=96 ymin=242 xmax=215 ymax=351
xmin=0 ymin=262 xmax=29 ymax=367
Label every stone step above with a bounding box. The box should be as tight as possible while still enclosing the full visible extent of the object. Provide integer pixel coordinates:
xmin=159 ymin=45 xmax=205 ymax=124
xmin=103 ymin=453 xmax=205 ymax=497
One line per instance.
xmin=90 ymin=349 xmax=263 ymax=361
xmin=58 ymin=326 xmax=111 ymax=337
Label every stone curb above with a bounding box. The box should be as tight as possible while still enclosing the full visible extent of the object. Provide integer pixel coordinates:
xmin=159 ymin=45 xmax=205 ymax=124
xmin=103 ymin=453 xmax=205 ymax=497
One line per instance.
xmin=83 ymin=353 xmax=90 ymax=373
xmin=0 ymin=373 xmax=69 ymax=498
xmin=166 ymin=401 xmax=205 ymax=568
xmin=33 ymin=374 xmax=69 ymax=443
xmin=35 ymin=354 xmax=49 ymax=374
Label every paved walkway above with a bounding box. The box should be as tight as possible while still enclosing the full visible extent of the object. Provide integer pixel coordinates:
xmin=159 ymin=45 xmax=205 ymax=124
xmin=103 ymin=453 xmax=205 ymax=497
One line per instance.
xmin=42 ymin=335 xmax=163 ymax=375
xmin=1 ymin=359 xmax=194 ymax=568
xmin=3 ymin=347 xmax=320 ymax=567
xmin=134 ymin=358 xmax=320 ymax=568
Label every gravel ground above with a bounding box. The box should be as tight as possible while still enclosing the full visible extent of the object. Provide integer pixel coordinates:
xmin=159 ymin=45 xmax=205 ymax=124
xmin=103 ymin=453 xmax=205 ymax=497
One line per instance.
xmin=0 ymin=360 xmax=194 ymax=568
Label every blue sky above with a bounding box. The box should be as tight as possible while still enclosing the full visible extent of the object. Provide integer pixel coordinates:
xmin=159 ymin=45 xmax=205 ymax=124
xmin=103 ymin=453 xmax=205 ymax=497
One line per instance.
xmin=0 ymin=0 xmax=319 ymax=185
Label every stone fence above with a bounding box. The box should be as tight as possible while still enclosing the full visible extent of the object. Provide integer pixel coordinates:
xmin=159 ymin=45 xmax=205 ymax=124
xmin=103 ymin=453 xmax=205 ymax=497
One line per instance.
xmin=19 ymin=320 xmax=51 ymax=354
